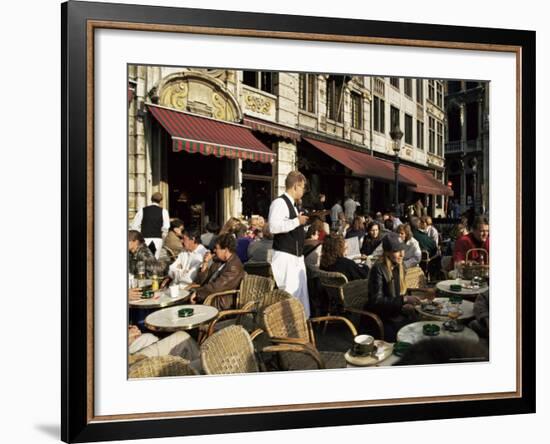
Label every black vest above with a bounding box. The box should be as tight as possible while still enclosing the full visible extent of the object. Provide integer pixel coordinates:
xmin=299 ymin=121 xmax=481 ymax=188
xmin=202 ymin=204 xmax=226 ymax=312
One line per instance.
xmin=141 ymin=205 xmax=163 ymax=238
xmin=272 ymin=194 xmax=305 ymax=257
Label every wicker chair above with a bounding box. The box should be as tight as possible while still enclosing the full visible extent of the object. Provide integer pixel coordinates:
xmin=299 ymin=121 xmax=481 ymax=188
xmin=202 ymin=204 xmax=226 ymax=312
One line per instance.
xmin=202 ymin=274 xmax=276 ymax=339
xmin=317 ymin=270 xmax=384 ymax=339
xmin=129 ymin=355 xmax=198 ymax=378
xmin=201 ymin=325 xmax=261 ymax=374
xmin=405 ymin=266 xmax=427 ymax=290
xmin=262 ymin=298 xmax=358 ymax=370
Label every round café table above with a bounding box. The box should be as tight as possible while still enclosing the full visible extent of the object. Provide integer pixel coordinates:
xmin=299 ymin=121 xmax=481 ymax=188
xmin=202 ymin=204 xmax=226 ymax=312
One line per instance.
xmin=415 ymin=297 xmax=474 ymax=321
xmin=436 ymin=279 xmax=488 ymax=297
xmin=129 ymin=287 xmax=191 ymax=309
xmin=145 ymin=304 xmax=219 ymax=333
xmin=397 ymin=321 xmax=479 ymax=345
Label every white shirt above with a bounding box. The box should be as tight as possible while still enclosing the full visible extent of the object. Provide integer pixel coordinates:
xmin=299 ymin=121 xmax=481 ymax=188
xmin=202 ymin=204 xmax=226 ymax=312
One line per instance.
xmin=344 ymin=198 xmax=360 ymax=220
xmin=331 ymin=203 xmax=343 ymax=223
xmin=168 ymin=244 xmax=208 ymax=284
xmin=268 ymin=192 xmax=301 ymax=235
xmin=131 ymin=203 xmax=170 ymax=237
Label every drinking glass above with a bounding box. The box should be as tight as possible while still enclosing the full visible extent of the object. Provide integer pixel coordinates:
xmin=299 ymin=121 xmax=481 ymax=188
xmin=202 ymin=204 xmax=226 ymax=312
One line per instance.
xmin=136 ymin=261 xmax=145 ymax=279
xmin=447 ymin=302 xmax=461 ymax=329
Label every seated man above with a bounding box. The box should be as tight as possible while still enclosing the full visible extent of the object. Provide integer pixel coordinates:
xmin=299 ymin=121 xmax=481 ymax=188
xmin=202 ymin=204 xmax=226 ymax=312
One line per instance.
xmin=453 ymin=216 xmax=489 ymax=266
xmin=410 ymin=216 xmax=438 ymax=257
xmin=189 ymin=233 xmax=245 ymax=310
xmin=167 ymin=230 xmax=208 ymax=285
xmin=128 ymin=230 xmax=157 ymax=276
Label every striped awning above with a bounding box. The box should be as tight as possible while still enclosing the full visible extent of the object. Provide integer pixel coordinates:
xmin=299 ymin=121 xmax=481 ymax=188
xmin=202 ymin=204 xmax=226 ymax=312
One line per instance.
xmin=243 ymin=116 xmax=301 ymax=141
xmin=147 ymin=104 xmax=276 ymax=163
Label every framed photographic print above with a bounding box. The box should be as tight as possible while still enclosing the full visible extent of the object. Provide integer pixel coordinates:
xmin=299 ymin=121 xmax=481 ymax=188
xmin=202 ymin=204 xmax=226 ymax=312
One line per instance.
xmin=62 ymin=0 xmax=535 ymax=442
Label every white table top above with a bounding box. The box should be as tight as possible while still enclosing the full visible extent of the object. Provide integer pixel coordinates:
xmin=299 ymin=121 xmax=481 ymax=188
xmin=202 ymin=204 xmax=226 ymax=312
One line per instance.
xmin=397 ymin=321 xmax=479 ymax=345
xmin=436 ymin=279 xmax=489 ymax=296
xmin=416 ymin=297 xmax=474 ymax=321
xmin=129 ymin=287 xmax=191 ymax=309
xmin=145 ymin=304 xmax=218 ymax=332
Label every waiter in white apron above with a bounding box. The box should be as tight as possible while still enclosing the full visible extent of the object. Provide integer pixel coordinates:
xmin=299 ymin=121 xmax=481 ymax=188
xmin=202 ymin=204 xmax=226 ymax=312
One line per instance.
xmin=268 ymin=171 xmax=310 ymax=317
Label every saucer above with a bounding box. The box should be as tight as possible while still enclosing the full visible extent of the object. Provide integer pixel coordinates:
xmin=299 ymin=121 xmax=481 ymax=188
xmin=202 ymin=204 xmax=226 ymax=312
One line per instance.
xmin=443 ymin=320 xmax=465 ymax=332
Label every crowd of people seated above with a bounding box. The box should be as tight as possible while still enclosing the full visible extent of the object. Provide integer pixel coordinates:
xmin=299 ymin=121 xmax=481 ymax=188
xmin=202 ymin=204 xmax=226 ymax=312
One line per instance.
xmin=128 ymin=180 xmax=490 ymax=368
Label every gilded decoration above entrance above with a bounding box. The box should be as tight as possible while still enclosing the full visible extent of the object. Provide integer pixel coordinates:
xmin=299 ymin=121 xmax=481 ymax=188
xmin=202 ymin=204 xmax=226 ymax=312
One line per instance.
xmin=157 ymin=72 xmax=241 ymax=122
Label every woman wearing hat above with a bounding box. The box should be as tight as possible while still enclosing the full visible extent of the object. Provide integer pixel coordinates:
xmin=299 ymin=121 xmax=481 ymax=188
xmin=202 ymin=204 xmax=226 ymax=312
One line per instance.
xmin=367 ymin=233 xmax=421 ymax=341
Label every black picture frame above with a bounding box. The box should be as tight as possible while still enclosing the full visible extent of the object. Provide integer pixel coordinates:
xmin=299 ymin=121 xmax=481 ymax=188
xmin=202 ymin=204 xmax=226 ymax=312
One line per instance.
xmin=62 ymin=1 xmax=536 ymax=442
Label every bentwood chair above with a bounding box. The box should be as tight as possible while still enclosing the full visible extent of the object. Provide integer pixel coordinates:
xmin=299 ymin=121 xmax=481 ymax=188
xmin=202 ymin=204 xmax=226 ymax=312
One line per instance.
xmin=262 ymin=298 xmax=358 ymax=370
xmin=128 ymin=355 xmax=198 ymax=378
xmin=201 ymin=274 xmax=275 ymax=340
xmin=317 ymin=270 xmax=384 ymax=339
xmin=200 ymin=324 xmax=300 ymax=375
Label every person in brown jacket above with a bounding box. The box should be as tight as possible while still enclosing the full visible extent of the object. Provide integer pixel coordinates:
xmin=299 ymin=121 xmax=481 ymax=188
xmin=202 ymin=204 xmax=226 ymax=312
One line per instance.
xmin=189 ymin=233 xmax=244 ymax=310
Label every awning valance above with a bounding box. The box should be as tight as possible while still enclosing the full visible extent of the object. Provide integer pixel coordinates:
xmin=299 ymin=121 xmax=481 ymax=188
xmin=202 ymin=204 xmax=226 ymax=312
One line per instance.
xmin=399 ymin=165 xmax=454 ymax=196
xmin=303 ymin=137 xmax=414 ymax=184
xmin=147 ymin=104 xmax=276 ymax=163
xmin=243 ymin=116 xmax=301 ymax=141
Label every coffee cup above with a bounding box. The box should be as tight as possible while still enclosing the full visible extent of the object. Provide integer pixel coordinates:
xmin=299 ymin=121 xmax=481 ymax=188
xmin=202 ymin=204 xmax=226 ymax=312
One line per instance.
xmin=353 ymin=334 xmax=376 ymax=356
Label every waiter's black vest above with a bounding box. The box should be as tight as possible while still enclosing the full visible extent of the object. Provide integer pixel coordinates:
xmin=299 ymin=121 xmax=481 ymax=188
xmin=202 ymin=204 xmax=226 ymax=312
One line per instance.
xmin=141 ymin=205 xmax=163 ymax=238
xmin=272 ymin=194 xmax=304 ymax=257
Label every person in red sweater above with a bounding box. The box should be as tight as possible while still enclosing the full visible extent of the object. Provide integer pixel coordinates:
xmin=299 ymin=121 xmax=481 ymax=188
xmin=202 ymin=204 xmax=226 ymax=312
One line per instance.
xmin=453 ymin=216 xmax=489 ymax=266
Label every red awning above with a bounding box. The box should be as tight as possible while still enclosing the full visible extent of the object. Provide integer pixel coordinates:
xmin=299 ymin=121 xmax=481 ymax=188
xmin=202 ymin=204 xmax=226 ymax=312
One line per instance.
xmin=243 ymin=116 xmax=301 ymax=141
xmin=399 ymin=165 xmax=454 ymax=196
xmin=147 ymin=104 xmax=276 ymax=163
xmin=303 ymin=137 xmax=414 ymax=184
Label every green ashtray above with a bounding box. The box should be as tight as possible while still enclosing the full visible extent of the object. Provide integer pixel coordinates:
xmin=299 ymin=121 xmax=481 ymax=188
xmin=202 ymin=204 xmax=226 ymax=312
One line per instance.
xmin=141 ymin=289 xmax=154 ymax=299
xmin=423 ymin=323 xmax=441 ymax=336
xmin=178 ymin=308 xmax=194 ymax=318
xmin=449 ymin=284 xmax=462 ymax=292
xmin=393 ymin=341 xmax=412 ymax=357
xmin=449 ymin=295 xmax=464 ymax=304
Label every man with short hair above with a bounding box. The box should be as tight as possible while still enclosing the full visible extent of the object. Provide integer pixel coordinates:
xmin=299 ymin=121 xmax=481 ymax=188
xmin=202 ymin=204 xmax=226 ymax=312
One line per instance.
xmin=453 ymin=216 xmax=489 ymax=265
xmin=344 ymin=195 xmax=360 ymax=222
xmin=168 ymin=230 xmax=208 ymax=285
xmin=268 ymin=171 xmax=311 ymax=317
xmin=128 ymin=230 xmax=156 ymax=276
xmin=189 ymin=233 xmax=245 ymax=310
xmin=131 ymin=192 xmax=170 ymax=259
xmin=330 ymin=199 xmax=344 ymax=230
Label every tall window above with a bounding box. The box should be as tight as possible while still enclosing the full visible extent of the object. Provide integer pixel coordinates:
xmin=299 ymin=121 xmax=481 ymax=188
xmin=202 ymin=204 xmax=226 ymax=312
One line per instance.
xmin=404 ymin=79 xmax=412 ymax=98
xmin=428 ymin=116 xmax=436 ymax=153
xmin=242 ymin=70 xmax=276 ymax=94
xmin=326 ymin=75 xmax=344 ymax=123
xmin=351 ymin=92 xmax=362 ymax=130
xmin=436 ymin=82 xmax=443 ymax=108
xmin=390 ymin=77 xmax=400 ymax=89
xmin=299 ymin=74 xmax=316 ymax=113
xmin=405 ymin=114 xmax=413 ymax=145
xmin=437 ymin=122 xmax=444 ymax=156
xmin=390 ymin=106 xmax=400 ymax=131
xmin=428 ymin=80 xmax=435 ymax=103
xmin=417 ymin=120 xmax=424 ymax=149
xmin=416 ymin=79 xmax=424 ymax=104
xmin=373 ymin=96 xmax=385 ymax=133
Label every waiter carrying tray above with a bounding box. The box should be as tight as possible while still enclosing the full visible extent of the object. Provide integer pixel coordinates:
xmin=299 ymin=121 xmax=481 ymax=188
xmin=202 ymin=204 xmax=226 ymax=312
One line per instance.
xmin=268 ymin=171 xmax=311 ymax=317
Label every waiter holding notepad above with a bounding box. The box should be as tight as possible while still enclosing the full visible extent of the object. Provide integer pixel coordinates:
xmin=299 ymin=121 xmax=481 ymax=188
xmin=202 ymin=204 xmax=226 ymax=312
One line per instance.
xmin=268 ymin=171 xmax=310 ymax=317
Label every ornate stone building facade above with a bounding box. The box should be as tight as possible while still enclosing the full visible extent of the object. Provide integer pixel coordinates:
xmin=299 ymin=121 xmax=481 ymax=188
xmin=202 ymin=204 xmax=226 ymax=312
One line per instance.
xmin=128 ymin=66 xmax=450 ymax=229
xmin=444 ymin=81 xmax=490 ymax=216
